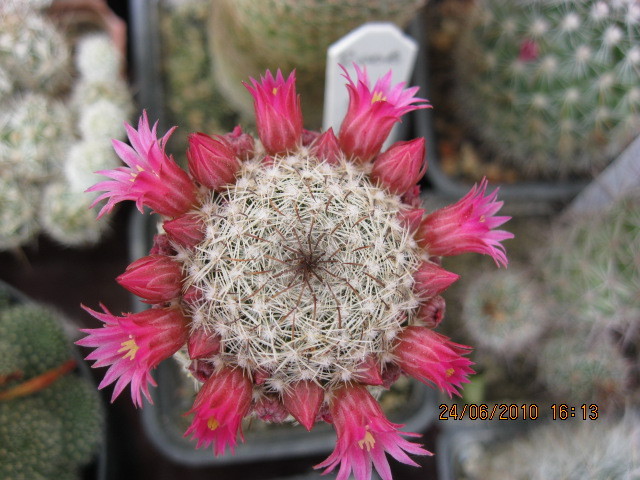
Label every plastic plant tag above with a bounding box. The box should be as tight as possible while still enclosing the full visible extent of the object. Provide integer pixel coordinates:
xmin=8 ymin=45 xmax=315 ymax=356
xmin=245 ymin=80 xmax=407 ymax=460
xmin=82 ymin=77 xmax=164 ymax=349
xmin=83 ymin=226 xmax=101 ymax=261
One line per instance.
xmin=323 ymin=22 xmax=418 ymax=146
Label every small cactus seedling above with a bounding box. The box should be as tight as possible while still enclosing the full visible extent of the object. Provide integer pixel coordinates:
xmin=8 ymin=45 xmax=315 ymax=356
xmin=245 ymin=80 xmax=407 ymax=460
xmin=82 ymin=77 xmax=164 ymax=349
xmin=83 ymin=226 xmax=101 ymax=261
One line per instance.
xmin=453 ymin=0 xmax=640 ymax=178
xmin=78 ymin=67 xmax=513 ymax=480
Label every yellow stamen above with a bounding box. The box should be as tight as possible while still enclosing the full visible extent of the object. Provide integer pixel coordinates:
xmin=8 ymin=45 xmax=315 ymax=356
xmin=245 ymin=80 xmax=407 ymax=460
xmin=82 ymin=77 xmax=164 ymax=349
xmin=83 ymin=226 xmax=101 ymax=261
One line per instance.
xmin=445 ymin=368 xmax=455 ymax=378
xmin=357 ymin=431 xmax=376 ymax=451
xmin=272 ymin=87 xmax=278 ymax=95
xmin=371 ymin=91 xmax=386 ymax=103
xmin=207 ymin=417 xmax=220 ymax=431
xmin=479 ymin=215 xmax=486 ymax=223
xmin=118 ymin=336 xmax=139 ymax=360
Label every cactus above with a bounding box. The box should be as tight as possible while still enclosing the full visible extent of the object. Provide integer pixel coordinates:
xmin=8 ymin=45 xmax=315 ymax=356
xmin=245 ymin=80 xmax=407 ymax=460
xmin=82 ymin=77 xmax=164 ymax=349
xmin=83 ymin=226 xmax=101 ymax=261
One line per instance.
xmin=0 ymin=7 xmax=134 ymax=250
xmin=0 ymin=9 xmax=71 ymax=94
xmin=542 ymin=192 xmax=640 ymax=336
xmin=0 ymin=297 xmax=104 ymax=480
xmin=39 ymin=183 xmax=110 ymax=247
xmin=461 ymin=415 xmax=640 ymax=480
xmin=537 ymin=328 xmax=629 ymax=405
xmin=453 ymin=0 xmax=640 ymax=178
xmin=209 ymin=0 xmax=427 ymax=127
xmin=462 ymin=269 xmax=545 ymax=356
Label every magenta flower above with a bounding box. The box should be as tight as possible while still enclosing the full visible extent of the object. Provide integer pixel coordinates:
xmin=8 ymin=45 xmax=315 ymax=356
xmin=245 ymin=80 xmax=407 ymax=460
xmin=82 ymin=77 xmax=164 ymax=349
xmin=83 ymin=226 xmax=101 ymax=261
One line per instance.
xmin=413 ymin=261 xmax=460 ymax=299
xmin=338 ymin=65 xmax=430 ymax=163
xmin=187 ymin=327 xmax=221 ymax=360
xmin=244 ymin=69 xmax=303 ymax=155
xmin=116 ymin=254 xmax=183 ymax=304
xmin=222 ymin=125 xmax=255 ymax=160
xmin=311 ymin=127 xmax=342 ymax=165
xmin=187 ymin=132 xmax=240 ymax=191
xmin=416 ymin=178 xmax=514 ymax=267
xmin=282 ymin=380 xmax=324 ymax=431
xmin=315 ymin=385 xmax=430 ymax=480
xmin=393 ymin=326 xmax=474 ymax=397
xmin=88 ymin=111 xmax=197 ymax=218
xmin=77 ymin=304 xmax=188 ymax=407
xmin=371 ymin=138 xmax=427 ymax=195
xmin=185 ymin=367 xmax=253 ymax=456
xmin=397 ymin=208 xmax=425 ymax=234
xmin=163 ymin=213 xmax=205 ymax=249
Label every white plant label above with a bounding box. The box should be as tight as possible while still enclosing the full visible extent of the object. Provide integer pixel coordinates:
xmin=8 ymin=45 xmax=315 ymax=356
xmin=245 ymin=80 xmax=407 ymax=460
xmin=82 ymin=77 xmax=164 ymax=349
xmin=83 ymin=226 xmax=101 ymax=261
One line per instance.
xmin=323 ymin=22 xmax=418 ymax=146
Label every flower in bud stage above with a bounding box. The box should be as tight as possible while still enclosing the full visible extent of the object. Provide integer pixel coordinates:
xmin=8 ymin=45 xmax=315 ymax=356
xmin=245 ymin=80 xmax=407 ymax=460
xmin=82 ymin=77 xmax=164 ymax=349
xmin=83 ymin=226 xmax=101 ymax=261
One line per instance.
xmin=79 ymin=65 xmax=512 ymax=480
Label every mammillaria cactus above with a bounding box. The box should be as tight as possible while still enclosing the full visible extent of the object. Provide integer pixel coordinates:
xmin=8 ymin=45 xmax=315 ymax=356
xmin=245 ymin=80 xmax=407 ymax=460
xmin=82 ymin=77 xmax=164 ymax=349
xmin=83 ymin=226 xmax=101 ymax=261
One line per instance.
xmin=78 ymin=66 xmax=513 ymax=480
xmin=209 ymin=0 xmax=427 ymax=127
xmin=453 ymin=0 xmax=640 ymax=178
xmin=0 ymin=300 xmax=104 ymax=480
xmin=0 ymin=3 xmax=133 ymax=250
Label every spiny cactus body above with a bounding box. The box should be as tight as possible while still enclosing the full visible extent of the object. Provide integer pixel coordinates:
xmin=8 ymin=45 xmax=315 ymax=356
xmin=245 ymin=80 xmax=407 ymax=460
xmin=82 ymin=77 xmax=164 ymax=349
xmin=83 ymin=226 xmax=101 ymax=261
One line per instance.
xmin=0 ymin=178 xmax=39 ymax=251
xmin=454 ymin=0 xmax=640 ymax=178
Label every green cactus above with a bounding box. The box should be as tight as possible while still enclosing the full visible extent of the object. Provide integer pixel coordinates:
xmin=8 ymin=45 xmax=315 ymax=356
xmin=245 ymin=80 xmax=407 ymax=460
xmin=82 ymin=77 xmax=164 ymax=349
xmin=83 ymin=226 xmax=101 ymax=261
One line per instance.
xmin=0 ymin=298 xmax=104 ymax=480
xmin=542 ymin=193 xmax=640 ymax=336
xmin=209 ymin=0 xmax=426 ymax=128
xmin=39 ymin=183 xmax=109 ymax=247
xmin=0 ymin=177 xmax=40 ymax=251
xmin=462 ymin=269 xmax=546 ymax=356
xmin=453 ymin=0 xmax=640 ymax=178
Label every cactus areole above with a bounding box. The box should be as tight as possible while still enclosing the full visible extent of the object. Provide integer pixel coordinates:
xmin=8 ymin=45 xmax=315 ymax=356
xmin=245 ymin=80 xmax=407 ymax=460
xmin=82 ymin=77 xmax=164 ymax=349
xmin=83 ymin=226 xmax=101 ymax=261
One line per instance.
xmin=78 ymin=66 xmax=513 ymax=480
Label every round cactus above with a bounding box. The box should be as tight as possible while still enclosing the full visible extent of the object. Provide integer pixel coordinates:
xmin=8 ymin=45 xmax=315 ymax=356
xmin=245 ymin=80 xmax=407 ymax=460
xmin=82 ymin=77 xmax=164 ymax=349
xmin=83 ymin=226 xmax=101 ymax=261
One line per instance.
xmin=462 ymin=269 xmax=546 ymax=356
xmin=453 ymin=0 xmax=640 ymax=178
xmin=541 ymin=192 xmax=640 ymax=336
xmin=64 ymin=140 xmax=121 ymax=192
xmin=537 ymin=328 xmax=629 ymax=404
xmin=0 ymin=177 xmax=40 ymax=251
xmin=39 ymin=183 xmax=109 ymax=247
xmin=209 ymin=0 xmax=426 ymax=127
xmin=78 ymin=98 xmax=130 ymax=141
xmin=74 ymin=33 xmax=122 ymax=83
xmin=0 ymin=9 xmax=71 ymax=94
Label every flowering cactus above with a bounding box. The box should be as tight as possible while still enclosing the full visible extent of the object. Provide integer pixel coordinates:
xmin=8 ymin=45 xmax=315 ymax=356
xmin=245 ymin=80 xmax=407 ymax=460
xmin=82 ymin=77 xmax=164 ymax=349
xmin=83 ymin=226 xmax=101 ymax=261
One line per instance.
xmin=78 ymin=66 xmax=512 ymax=480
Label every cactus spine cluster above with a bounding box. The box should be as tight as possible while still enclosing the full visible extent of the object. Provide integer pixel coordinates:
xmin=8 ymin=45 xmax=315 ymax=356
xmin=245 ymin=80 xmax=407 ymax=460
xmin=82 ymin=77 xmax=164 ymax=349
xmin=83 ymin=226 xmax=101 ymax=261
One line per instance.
xmin=209 ymin=0 xmax=426 ymax=128
xmin=453 ymin=0 xmax=640 ymax=178
xmin=0 ymin=3 xmax=133 ymax=249
xmin=0 ymin=299 xmax=104 ymax=480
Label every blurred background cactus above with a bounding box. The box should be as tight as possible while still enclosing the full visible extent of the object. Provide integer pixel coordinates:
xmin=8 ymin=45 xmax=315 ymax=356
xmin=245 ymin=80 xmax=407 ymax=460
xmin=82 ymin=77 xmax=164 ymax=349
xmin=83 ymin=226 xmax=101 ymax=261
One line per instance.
xmin=0 ymin=289 xmax=104 ymax=480
xmin=458 ymin=414 xmax=640 ymax=480
xmin=450 ymin=0 xmax=640 ymax=179
xmin=0 ymin=1 xmax=133 ymax=251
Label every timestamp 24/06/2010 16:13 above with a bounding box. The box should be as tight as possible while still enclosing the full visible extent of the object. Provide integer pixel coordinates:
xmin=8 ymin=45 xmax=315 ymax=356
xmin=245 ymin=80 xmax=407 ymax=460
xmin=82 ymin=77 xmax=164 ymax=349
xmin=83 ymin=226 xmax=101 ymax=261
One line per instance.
xmin=438 ymin=403 xmax=600 ymax=421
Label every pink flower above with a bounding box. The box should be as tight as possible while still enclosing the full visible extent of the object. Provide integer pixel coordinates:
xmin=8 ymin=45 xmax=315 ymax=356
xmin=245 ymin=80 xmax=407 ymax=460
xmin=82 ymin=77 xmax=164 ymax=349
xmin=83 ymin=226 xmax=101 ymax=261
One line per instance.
xmin=338 ymin=65 xmax=430 ymax=163
xmin=116 ymin=254 xmax=183 ymax=304
xmin=222 ymin=126 xmax=255 ymax=160
xmin=311 ymin=128 xmax=342 ymax=165
xmin=88 ymin=111 xmax=197 ymax=218
xmin=315 ymin=385 xmax=430 ymax=480
xmin=77 ymin=304 xmax=188 ymax=407
xmin=397 ymin=208 xmax=425 ymax=234
xmin=187 ymin=327 xmax=221 ymax=360
xmin=353 ymin=355 xmax=383 ymax=386
xmin=371 ymin=138 xmax=426 ymax=195
xmin=519 ymin=39 xmax=539 ymax=62
xmin=244 ymin=69 xmax=303 ymax=155
xmin=282 ymin=380 xmax=324 ymax=431
xmin=413 ymin=261 xmax=459 ymax=299
xmin=185 ymin=367 xmax=253 ymax=456
xmin=416 ymin=178 xmax=513 ymax=267
xmin=416 ymin=295 xmax=446 ymax=329
xmin=393 ymin=326 xmax=473 ymax=397
xmin=163 ymin=213 xmax=205 ymax=249
xmin=187 ymin=132 xmax=240 ymax=190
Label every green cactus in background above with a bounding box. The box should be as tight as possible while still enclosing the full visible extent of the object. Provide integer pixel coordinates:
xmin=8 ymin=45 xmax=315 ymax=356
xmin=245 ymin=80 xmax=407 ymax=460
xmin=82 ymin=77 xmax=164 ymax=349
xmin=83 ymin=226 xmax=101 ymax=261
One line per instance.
xmin=453 ymin=0 xmax=640 ymax=178
xmin=462 ymin=269 xmax=545 ymax=356
xmin=39 ymin=183 xmax=110 ymax=246
xmin=0 ymin=6 xmax=133 ymax=250
xmin=0 ymin=297 xmax=104 ymax=480
xmin=209 ymin=0 xmax=426 ymax=128
xmin=460 ymin=415 xmax=640 ymax=480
